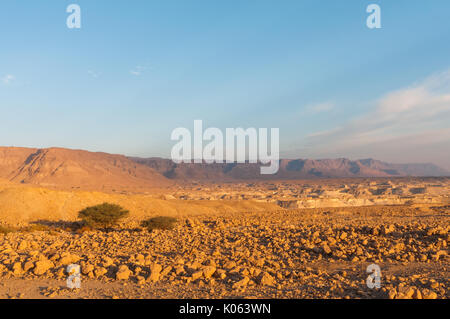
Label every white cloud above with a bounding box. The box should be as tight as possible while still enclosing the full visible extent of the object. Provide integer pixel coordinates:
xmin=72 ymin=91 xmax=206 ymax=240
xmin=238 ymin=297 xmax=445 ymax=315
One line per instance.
xmin=1 ymin=74 xmax=15 ymax=84
xmin=299 ymin=70 xmax=450 ymax=168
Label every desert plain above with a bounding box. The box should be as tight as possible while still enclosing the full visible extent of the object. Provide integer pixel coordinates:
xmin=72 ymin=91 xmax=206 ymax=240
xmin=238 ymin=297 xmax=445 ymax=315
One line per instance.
xmin=0 ymin=147 xmax=448 ymax=299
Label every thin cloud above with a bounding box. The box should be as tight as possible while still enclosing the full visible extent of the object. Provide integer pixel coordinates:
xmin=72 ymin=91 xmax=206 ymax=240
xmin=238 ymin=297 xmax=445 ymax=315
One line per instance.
xmin=303 ymin=101 xmax=335 ymax=114
xmin=88 ymin=70 xmax=101 ymax=78
xmin=130 ymin=65 xmax=146 ymax=76
xmin=1 ymin=74 xmax=15 ymax=84
xmin=299 ymin=70 xmax=450 ymax=167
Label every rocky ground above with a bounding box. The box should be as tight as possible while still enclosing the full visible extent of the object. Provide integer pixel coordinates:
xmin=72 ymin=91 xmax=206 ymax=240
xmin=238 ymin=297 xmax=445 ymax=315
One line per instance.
xmin=0 ymin=205 xmax=448 ymax=299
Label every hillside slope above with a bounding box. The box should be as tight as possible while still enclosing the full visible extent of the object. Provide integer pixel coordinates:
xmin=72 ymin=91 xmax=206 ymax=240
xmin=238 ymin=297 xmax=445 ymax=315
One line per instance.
xmin=0 ymin=147 xmax=447 ymax=190
xmin=0 ymin=184 xmax=281 ymax=224
xmin=0 ymin=147 xmax=171 ymax=191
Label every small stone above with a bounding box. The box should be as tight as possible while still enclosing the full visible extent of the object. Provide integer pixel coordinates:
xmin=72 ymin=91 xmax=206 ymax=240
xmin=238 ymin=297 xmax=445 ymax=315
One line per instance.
xmin=136 ymin=275 xmax=146 ymax=285
xmin=322 ymin=244 xmax=332 ymax=255
xmin=224 ymin=261 xmax=236 ymax=270
xmin=191 ymin=271 xmax=203 ymax=281
xmin=59 ymin=253 xmax=80 ymax=266
xmin=401 ymin=287 xmax=415 ymax=299
xmin=258 ymin=272 xmax=275 ymax=286
xmin=95 ymin=267 xmax=108 ymax=278
xmin=116 ymin=265 xmax=132 ymax=280
xmin=12 ymin=262 xmax=23 ymax=276
xmin=232 ymin=276 xmax=250 ymax=289
xmin=102 ymin=257 xmax=114 ymax=267
xmin=412 ymin=288 xmax=422 ymax=299
xmin=388 ymin=289 xmax=397 ymax=299
xmin=135 ymin=254 xmax=145 ymax=264
xmin=175 ymin=258 xmax=185 ymax=265
xmin=422 ymin=290 xmax=438 ymax=299
xmin=148 ymin=263 xmax=162 ymax=282
xmin=175 ymin=266 xmax=185 ymax=275
xmin=202 ymin=266 xmax=216 ymax=279
xmin=82 ymin=264 xmax=95 ymax=275
xmin=33 ymin=259 xmax=54 ymax=275
xmin=433 ymin=250 xmax=447 ymax=261
xmin=215 ymin=269 xmax=227 ymax=280
xmin=23 ymin=261 xmax=34 ymax=272
xmin=160 ymin=266 xmax=173 ymax=277
xmin=18 ymin=241 xmax=28 ymax=251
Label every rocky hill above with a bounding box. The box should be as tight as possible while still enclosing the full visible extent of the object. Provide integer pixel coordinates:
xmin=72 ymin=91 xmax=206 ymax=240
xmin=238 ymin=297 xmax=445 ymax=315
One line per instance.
xmin=130 ymin=157 xmax=450 ymax=181
xmin=0 ymin=147 xmax=171 ymax=191
xmin=0 ymin=147 xmax=447 ymax=190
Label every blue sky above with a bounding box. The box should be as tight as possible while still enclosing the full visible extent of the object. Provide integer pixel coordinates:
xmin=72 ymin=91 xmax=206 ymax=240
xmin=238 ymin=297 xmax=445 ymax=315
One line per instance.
xmin=1 ymin=0 xmax=449 ymax=169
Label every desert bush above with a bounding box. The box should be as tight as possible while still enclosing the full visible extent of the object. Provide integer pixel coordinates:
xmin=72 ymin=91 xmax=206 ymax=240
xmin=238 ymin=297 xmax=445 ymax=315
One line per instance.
xmin=78 ymin=203 xmax=129 ymax=230
xmin=74 ymin=226 xmax=93 ymax=234
xmin=0 ymin=225 xmax=17 ymax=234
xmin=22 ymin=224 xmax=52 ymax=232
xmin=0 ymin=224 xmax=52 ymax=234
xmin=141 ymin=216 xmax=177 ymax=232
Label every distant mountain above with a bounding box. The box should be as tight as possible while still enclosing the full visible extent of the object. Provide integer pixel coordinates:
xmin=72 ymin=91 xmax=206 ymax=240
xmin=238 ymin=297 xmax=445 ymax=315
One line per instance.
xmin=130 ymin=157 xmax=450 ymax=180
xmin=0 ymin=147 xmax=447 ymax=191
xmin=0 ymin=147 xmax=172 ymax=190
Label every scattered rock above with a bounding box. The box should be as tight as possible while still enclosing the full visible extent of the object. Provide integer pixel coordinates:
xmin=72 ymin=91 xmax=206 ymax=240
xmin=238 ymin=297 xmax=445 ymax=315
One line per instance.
xmin=232 ymin=276 xmax=250 ymax=289
xmin=33 ymin=259 xmax=54 ymax=275
xmin=116 ymin=265 xmax=132 ymax=280
xmin=202 ymin=266 xmax=216 ymax=279
xmin=148 ymin=263 xmax=162 ymax=282
xmin=258 ymin=272 xmax=275 ymax=286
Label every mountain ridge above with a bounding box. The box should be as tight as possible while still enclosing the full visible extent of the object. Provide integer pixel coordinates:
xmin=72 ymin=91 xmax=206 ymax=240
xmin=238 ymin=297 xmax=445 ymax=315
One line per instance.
xmin=0 ymin=147 xmax=448 ymax=191
xmin=0 ymin=147 xmax=172 ymax=191
xmin=130 ymin=157 xmax=450 ymax=180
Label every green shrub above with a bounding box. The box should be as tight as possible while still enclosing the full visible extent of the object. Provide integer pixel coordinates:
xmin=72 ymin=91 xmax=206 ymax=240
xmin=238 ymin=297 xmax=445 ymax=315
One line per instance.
xmin=141 ymin=216 xmax=177 ymax=232
xmin=78 ymin=203 xmax=129 ymax=230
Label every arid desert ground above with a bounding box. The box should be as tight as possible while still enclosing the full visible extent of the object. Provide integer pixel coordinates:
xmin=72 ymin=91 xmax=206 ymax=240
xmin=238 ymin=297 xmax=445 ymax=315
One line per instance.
xmin=0 ymin=174 xmax=448 ymax=299
xmin=3 ymin=0 xmax=450 ymax=304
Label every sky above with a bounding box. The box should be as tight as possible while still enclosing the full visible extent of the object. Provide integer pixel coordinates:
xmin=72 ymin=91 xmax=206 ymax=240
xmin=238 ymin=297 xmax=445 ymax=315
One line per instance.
xmin=0 ymin=0 xmax=449 ymax=169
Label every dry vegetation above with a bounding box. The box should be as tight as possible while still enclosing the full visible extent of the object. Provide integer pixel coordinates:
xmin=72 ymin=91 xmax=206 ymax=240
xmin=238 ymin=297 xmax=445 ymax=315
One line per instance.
xmin=0 ymin=175 xmax=448 ymax=299
xmin=0 ymin=201 xmax=448 ymax=299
